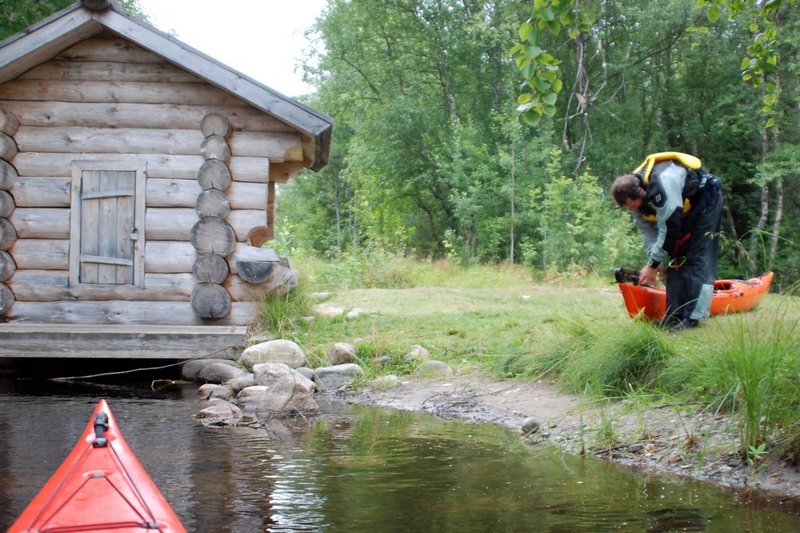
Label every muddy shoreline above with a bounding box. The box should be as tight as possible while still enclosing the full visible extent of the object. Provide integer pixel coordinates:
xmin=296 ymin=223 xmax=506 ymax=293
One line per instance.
xmin=322 ymin=371 xmax=800 ymax=514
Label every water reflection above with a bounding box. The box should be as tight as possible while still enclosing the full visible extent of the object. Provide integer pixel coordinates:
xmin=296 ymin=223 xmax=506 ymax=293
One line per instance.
xmin=1 ymin=380 xmax=798 ymax=532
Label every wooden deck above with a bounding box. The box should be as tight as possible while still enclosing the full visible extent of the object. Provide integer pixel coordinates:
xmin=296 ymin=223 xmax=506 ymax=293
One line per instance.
xmin=0 ymin=323 xmax=247 ymax=359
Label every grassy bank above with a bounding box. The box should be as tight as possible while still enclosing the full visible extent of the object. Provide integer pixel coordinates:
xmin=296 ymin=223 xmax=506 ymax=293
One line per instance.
xmin=255 ymin=252 xmax=800 ymax=465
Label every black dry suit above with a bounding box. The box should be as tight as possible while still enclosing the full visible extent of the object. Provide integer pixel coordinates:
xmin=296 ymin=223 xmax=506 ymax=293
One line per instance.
xmin=631 ymin=152 xmax=723 ymax=323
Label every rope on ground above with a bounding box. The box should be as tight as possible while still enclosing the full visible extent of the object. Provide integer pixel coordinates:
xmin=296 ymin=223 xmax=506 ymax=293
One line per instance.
xmin=48 ymin=345 xmax=238 ymax=383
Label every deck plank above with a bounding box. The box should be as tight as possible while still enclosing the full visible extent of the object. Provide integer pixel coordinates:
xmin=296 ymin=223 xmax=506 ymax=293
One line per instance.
xmin=0 ymin=323 xmax=247 ymax=359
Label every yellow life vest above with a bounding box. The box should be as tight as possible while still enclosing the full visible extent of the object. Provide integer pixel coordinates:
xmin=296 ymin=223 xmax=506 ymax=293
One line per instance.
xmin=633 ymin=152 xmax=702 ymax=221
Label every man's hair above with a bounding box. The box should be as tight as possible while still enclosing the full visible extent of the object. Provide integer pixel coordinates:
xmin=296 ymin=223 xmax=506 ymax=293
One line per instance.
xmin=611 ymin=174 xmax=643 ymax=206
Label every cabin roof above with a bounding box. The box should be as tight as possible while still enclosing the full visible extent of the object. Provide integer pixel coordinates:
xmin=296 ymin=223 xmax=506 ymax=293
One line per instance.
xmin=0 ymin=0 xmax=332 ymax=170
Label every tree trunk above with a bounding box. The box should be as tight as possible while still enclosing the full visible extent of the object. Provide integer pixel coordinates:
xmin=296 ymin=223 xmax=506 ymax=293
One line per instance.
xmin=767 ymin=177 xmax=783 ymax=271
xmin=509 ymin=143 xmax=515 ymax=265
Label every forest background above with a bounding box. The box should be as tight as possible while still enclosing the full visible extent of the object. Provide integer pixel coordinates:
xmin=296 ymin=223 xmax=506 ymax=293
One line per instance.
xmin=3 ymin=0 xmax=798 ymax=288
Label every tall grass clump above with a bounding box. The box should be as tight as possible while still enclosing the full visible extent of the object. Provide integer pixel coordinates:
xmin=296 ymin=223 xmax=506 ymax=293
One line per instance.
xmin=560 ymin=320 xmax=674 ymax=397
xmin=255 ymin=272 xmax=313 ymax=340
xmin=495 ymin=318 xmax=673 ymax=399
xmin=494 ymin=317 xmax=595 ymax=380
xmin=669 ymin=304 xmax=800 ymax=460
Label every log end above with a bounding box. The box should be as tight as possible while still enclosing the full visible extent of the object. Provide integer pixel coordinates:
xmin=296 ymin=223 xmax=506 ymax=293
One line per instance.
xmin=235 ymin=260 xmax=275 ymax=284
xmin=0 ymin=283 xmax=15 ymax=316
xmin=191 ymin=283 xmax=232 ymax=318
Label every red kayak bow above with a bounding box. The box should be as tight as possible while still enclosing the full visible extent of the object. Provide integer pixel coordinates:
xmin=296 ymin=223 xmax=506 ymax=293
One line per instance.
xmin=8 ymin=399 xmax=185 ymax=532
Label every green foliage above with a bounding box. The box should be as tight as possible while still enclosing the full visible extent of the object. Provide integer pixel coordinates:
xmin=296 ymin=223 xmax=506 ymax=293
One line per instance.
xmin=695 ymin=0 xmax=796 ymax=118
xmin=0 ymin=0 xmax=147 ymax=40
xmin=511 ymin=0 xmax=594 ymax=125
xmin=533 ymin=170 xmax=643 ymax=273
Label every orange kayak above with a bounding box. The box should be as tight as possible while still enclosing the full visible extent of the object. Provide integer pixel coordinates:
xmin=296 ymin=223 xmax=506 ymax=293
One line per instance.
xmin=618 ymin=272 xmax=773 ymax=322
xmin=8 ymin=400 xmax=185 ymax=533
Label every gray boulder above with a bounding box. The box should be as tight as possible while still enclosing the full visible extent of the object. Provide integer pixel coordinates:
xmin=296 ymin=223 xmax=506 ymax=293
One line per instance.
xmin=314 ymin=363 xmax=364 ymax=391
xmin=241 ymin=362 xmax=319 ymax=414
xmin=197 ymin=383 xmax=233 ymax=401
xmin=181 ymin=358 xmax=238 ymax=380
xmin=240 ymin=339 xmax=306 ymax=370
xmin=295 ymin=367 xmax=317 ymax=381
xmin=404 ymin=344 xmax=431 ymax=362
xmin=414 ymin=360 xmax=454 ymax=377
xmin=195 ymin=398 xmax=242 ymax=425
xmin=326 ymin=342 xmax=355 ymax=365
xmin=225 ymin=373 xmax=256 ymax=393
xmin=197 ymin=361 xmax=245 ymax=383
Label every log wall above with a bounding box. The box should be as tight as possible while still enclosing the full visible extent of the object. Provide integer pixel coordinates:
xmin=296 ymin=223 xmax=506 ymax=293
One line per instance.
xmin=0 ymin=34 xmax=299 ymax=326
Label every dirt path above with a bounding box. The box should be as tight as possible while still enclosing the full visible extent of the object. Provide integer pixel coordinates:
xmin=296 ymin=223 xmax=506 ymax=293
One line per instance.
xmin=326 ymin=370 xmax=800 ymax=513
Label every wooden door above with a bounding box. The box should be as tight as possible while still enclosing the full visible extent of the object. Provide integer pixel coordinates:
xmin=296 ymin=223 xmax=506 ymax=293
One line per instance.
xmin=70 ymin=162 xmax=145 ymax=287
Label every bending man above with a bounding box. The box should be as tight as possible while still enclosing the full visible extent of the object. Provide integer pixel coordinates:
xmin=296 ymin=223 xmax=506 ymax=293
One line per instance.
xmin=611 ymin=152 xmax=723 ymax=331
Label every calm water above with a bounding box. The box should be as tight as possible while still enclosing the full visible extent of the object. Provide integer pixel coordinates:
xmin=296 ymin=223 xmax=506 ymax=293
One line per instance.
xmin=1 ymin=377 xmax=799 ymax=532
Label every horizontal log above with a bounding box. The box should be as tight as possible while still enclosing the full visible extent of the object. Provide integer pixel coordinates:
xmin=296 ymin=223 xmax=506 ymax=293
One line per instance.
xmin=145 ymin=241 xmax=274 ymax=275
xmin=146 ymin=208 xmax=197 ymax=241
xmin=15 ymin=126 xmax=302 ymax=159
xmin=14 ymin=153 xmax=271 ymax=182
xmin=8 ymin=268 xmax=278 ymax=303
xmin=147 ymin=208 xmax=264 ymax=243
xmin=0 ymin=160 xmax=18 ymax=190
xmin=6 ymin=300 xmax=257 ymax=326
xmin=8 ymin=270 xmax=194 ymax=301
xmin=56 ymin=37 xmax=169 ymax=64
xmin=0 ymin=80 xmax=246 ymax=107
xmin=20 ymin=60 xmax=202 ymax=83
xmin=10 ymin=176 xmax=266 ymax=209
xmin=227 ymin=210 xmax=267 ymax=241
xmin=10 ymin=177 xmax=70 ymax=207
xmin=9 ymin=239 xmax=274 ymax=275
xmin=144 ymin=240 xmax=195 ymax=273
xmin=10 ymin=208 xmax=69 ymax=239
xmin=9 ymin=239 xmax=68 ymax=270
xmin=147 ymin=179 xmax=266 ymax=210
xmin=0 ymin=101 xmax=295 ymax=132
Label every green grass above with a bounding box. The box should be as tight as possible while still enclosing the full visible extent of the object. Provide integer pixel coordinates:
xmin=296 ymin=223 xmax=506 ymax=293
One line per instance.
xmin=254 ymin=251 xmax=800 ymax=464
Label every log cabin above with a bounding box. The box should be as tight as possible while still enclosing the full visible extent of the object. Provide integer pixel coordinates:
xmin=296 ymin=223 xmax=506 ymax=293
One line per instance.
xmin=0 ymin=0 xmax=333 ymax=359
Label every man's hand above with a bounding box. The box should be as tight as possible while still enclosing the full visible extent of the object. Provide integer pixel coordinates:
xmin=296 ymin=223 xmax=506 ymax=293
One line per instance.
xmin=639 ymin=265 xmax=659 ymax=286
